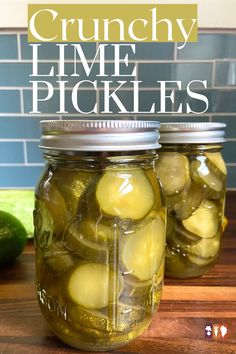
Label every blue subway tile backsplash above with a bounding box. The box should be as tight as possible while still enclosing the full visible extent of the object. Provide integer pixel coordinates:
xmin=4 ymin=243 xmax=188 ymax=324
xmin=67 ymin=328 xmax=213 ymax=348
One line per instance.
xmin=0 ymin=31 xmax=235 ymax=189
xmin=0 ymin=117 xmax=59 ymax=139
xmin=26 ymin=141 xmax=43 ymax=163
xmin=215 ymin=61 xmax=236 ymax=87
xmin=0 ymin=90 xmax=21 ymax=113
xmin=0 ymin=142 xmax=24 ymax=163
xmin=0 ymin=166 xmax=44 ymax=188
xmin=0 ymin=35 xmax=18 ymax=59
xmin=177 ymin=34 xmax=236 ymax=60
xmin=21 ymin=35 xmax=97 ymax=60
xmin=138 ymin=63 xmax=213 ymax=88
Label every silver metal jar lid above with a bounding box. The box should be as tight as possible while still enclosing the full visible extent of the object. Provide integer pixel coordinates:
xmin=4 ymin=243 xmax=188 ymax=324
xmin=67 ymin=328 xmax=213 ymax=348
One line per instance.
xmin=159 ymin=122 xmax=226 ymax=144
xmin=40 ymin=119 xmax=161 ymax=151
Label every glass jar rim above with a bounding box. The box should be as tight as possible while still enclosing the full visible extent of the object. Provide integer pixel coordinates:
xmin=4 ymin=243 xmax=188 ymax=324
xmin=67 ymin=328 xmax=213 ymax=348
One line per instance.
xmin=40 ymin=119 xmax=161 ymax=152
xmin=159 ymin=122 xmax=226 ymax=144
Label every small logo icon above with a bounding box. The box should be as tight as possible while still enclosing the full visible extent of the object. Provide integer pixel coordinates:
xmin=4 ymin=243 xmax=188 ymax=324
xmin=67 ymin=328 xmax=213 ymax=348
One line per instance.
xmin=205 ymin=323 xmax=228 ymax=339
xmin=205 ymin=324 xmax=212 ymax=338
xmin=220 ymin=325 xmax=228 ymax=338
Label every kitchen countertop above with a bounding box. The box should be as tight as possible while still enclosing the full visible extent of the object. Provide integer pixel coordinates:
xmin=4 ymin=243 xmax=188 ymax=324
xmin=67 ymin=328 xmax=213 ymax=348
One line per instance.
xmin=0 ymin=192 xmax=236 ymax=354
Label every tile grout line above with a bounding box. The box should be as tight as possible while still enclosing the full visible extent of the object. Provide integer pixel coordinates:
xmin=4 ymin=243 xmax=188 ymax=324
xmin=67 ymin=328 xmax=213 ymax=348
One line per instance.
xmin=0 ymin=163 xmax=44 ymax=167
xmin=173 ymin=42 xmax=178 ymax=61
xmin=19 ymin=88 xmax=24 ymax=114
xmin=212 ymin=60 xmax=216 ymax=88
xmin=22 ymin=140 xmax=28 ymax=164
xmin=17 ymin=33 xmax=22 ymax=61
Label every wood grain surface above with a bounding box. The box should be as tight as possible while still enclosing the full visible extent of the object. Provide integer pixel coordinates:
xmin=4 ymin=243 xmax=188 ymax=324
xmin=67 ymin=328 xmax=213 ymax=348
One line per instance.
xmin=0 ymin=192 xmax=236 ymax=354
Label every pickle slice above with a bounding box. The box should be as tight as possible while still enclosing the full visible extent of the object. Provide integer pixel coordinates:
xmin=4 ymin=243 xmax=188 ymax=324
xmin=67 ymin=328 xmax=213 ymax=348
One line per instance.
xmin=166 ymin=215 xmax=175 ymax=241
xmin=121 ymin=216 xmax=165 ymax=281
xmin=34 ymin=200 xmax=54 ymax=248
xmin=188 ymin=233 xmax=220 ymax=259
xmin=96 ymin=169 xmax=155 ymax=220
xmin=122 ymin=278 xmax=152 ymax=298
xmin=68 ymin=303 xmax=109 ymax=331
xmin=205 ymin=152 xmax=227 ymax=175
xmin=43 ymin=242 xmax=75 ymax=272
xmin=175 ymin=224 xmax=201 ymax=244
xmin=156 ymin=153 xmax=190 ymax=196
xmin=165 ymin=245 xmax=187 ymax=276
xmin=188 ymin=254 xmax=217 ymax=266
xmin=54 ymin=168 xmax=95 ymax=218
xmin=190 ymin=156 xmax=224 ymax=193
xmin=67 ymin=263 xmax=123 ymax=310
xmin=78 ymin=217 xmax=114 ymax=244
xmin=168 ymin=183 xmax=205 ymax=220
xmin=36 ymin=181 xmax=68 ymax=235
xmin=182 ymin=200 xmax=219 ymax=239
xmin=65 ymin=222 xmax=109 ymax=263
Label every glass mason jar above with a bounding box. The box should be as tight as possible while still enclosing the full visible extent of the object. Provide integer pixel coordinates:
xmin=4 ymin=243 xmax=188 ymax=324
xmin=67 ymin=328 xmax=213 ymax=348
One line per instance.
xmin=156 ymin=123 xmax=227 ymax=279
xmin=34 ymin=120 xmax=166 ymax=351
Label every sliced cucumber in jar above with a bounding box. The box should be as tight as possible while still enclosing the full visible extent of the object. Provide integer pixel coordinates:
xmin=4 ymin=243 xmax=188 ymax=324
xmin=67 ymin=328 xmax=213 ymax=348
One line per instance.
xmin=122 ymin=278 xmax=153 ymax=299
xmin=67 ymin=303 xmax=109 ymax=331
xmin=182 ymin=200 xmax=219 ymax=239
xmin=190 ymin=156 xmax=224 ymax=194
xmin=156 ymin=152 xmax=190 ymax=196
xmin=95 ymin=168 xmax=155 ymax=220
xmin=67 ymin=263 xmax=123 ymax=310
xmin=188 ymin=232 xmax=220 ymax=259
xmin=36 ymin=181 xmax=68 ymax=236
xmin=165 ymin=245 xmax=188 ymax=276
xmin=205 ymin=152 xmax=227 ymax=175
xmin=175 ymin=224 xmax=201 ymax=244
xmin=168 ymin=183 xmax=205 ymax=220
xmin=188 ymin=254 xmax=217 ymax=266
xmin=65 ymin=222 xmax=109 ymax=263
xmin=121 ymin=216 xmax=165 ymax=281
xmin=43 ymin=242 xmax=75 ymax=272
xmin=34 ymin=199 xmax=54 ymax=248
xmin=54 ymin=168 xmax=96 ymax=218
xmin=166 ymin=215 xmax=176 ymax=241
xmin=78 ymin=217 xmax=114 ymax=244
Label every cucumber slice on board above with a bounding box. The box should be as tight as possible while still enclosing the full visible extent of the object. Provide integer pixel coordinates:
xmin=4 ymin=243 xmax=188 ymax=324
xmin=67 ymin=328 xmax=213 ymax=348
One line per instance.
xmin=121 ymin=216 xmax=165 ymax=281
xmin=190 ymin=156 xmax=224 ymax=193
xmin=67 ymin=263 xmax=123 ymax=310
xmin=205 ymin=152 xmax=227 ymax=175
xmin=96 ymin=169 xmax=155 ymax=220
xmin=156 ymin=152 xmax=190 ymax=196
xmin=182 ymin=200 xmax=219 ymax=239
